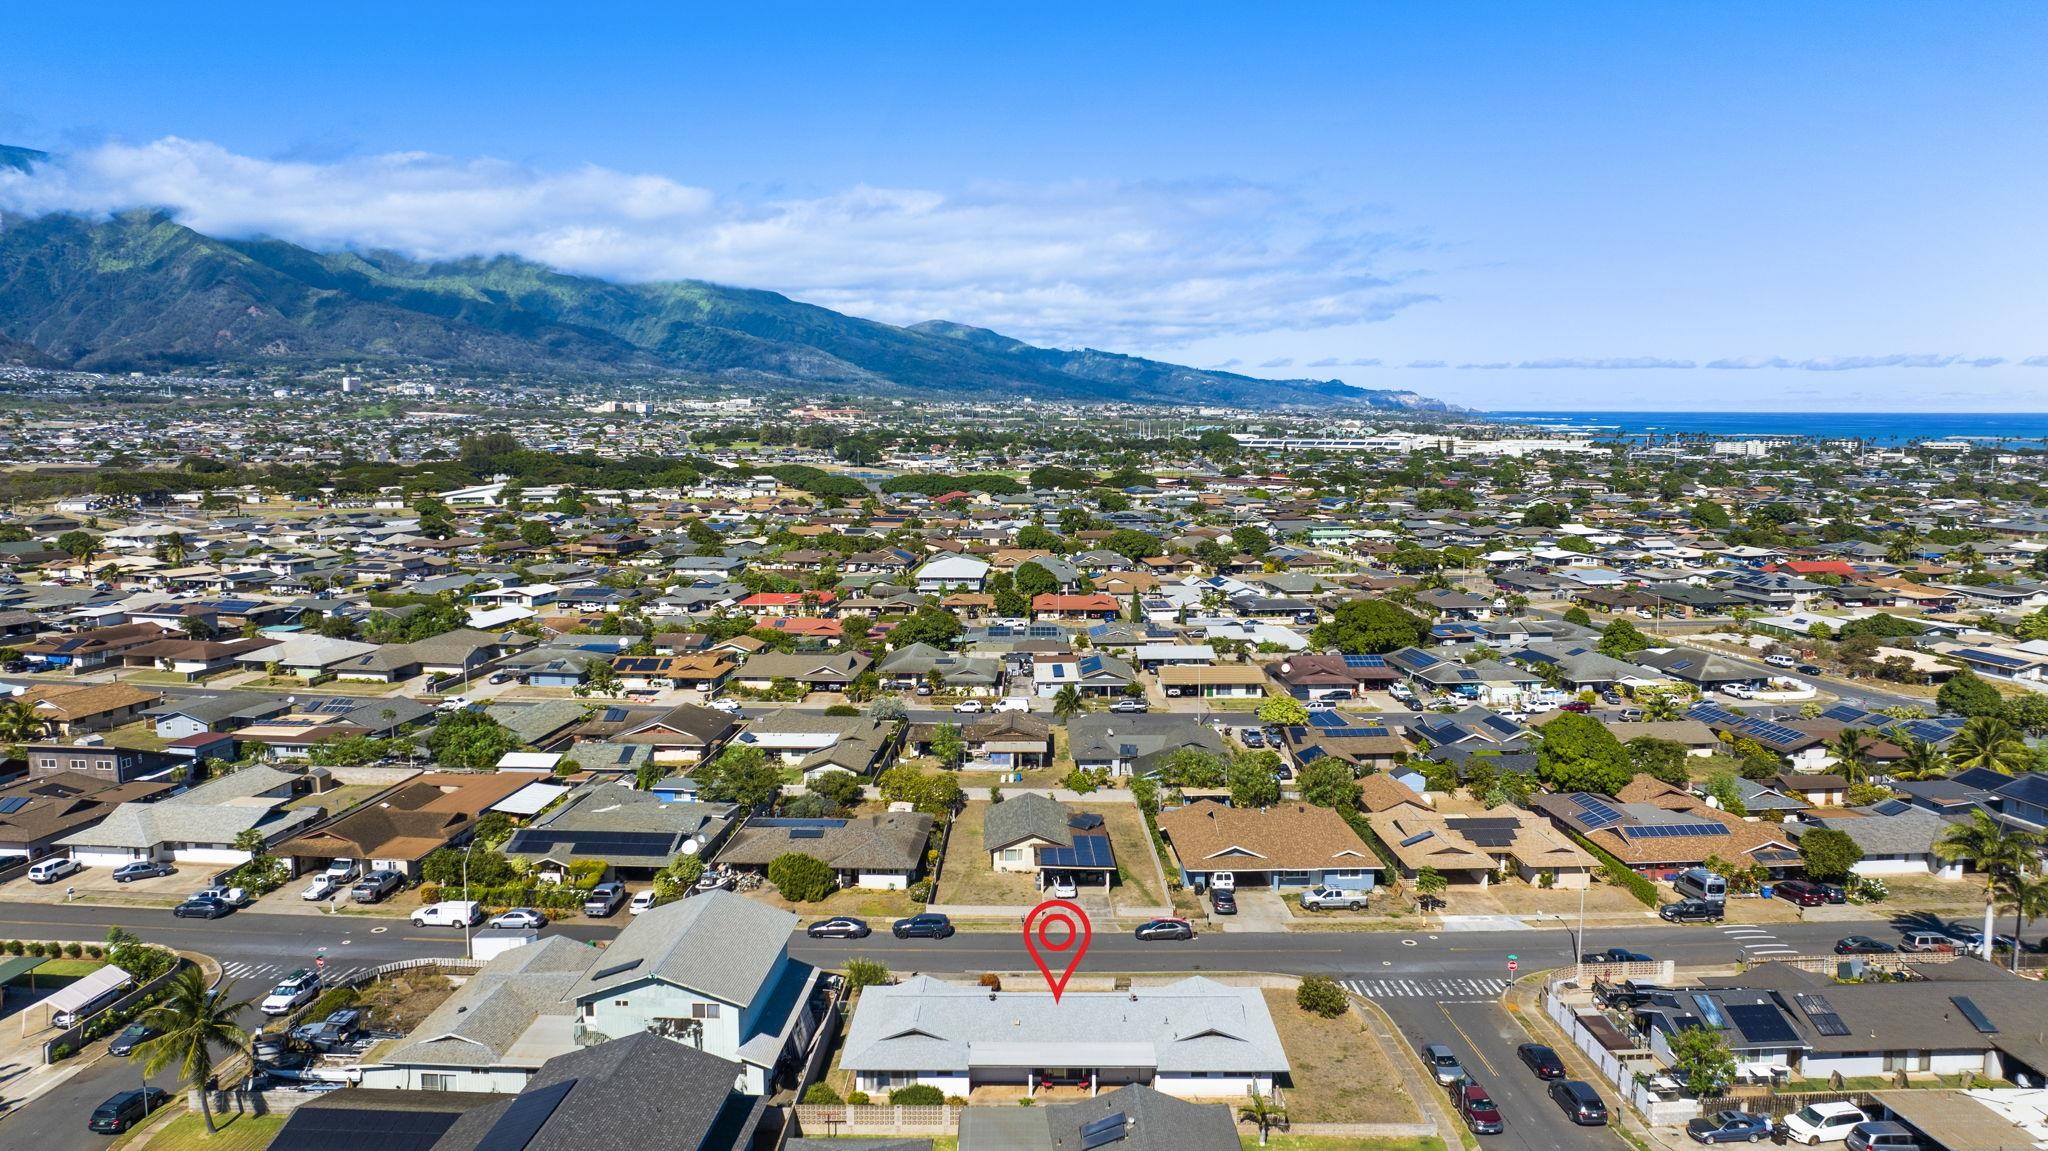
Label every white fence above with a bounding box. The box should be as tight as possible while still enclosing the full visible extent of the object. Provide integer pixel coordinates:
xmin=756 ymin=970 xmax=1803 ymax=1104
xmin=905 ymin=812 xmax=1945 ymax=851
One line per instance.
xmin=1541 ymin=976 xmax=1702 ymax=1127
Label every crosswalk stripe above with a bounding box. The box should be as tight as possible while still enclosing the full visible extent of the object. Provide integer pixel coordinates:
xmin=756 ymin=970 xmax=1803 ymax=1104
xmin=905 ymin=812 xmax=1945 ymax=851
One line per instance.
xmin=1338 ymin=977 xmax=1513 ymax=1000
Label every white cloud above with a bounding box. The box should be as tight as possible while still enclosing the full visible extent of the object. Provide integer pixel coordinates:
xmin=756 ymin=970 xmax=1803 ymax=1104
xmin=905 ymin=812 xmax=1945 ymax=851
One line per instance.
xmin=1258 ymin=356 xmax=1295 ymax=368
xmin=0 ymin=136 xmax=1434 ymax=350
xmin=1515 ymin=356 xmax=1696 ymax=370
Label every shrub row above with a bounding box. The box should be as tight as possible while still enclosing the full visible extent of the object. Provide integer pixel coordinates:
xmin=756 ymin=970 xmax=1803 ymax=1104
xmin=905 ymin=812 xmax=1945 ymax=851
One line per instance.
xmin=0 ymin=940 xmax=101 ymax=958
xmin=1569 ymin=830 xmax=1660 ymax=907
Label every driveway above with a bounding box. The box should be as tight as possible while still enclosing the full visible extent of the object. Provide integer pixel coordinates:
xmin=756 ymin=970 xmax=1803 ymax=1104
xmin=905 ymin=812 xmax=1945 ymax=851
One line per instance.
xmin=0 ymin=862 xmax=196 ymax=906
xmin=1213 ymin=889 xmax=1291 ymax=933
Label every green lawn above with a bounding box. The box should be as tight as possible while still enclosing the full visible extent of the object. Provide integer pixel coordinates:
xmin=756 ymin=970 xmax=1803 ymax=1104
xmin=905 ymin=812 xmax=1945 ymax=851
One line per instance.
xmin=10 ymin=958 xmax=107 ymax=988
xmin=115 ymin=1111 xmax=284 ymax=1151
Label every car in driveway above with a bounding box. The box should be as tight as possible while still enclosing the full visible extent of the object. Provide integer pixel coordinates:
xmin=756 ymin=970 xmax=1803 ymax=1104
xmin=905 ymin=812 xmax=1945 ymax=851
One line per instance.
xmin=301 ymin=873 xmax=341 ymax=901
xmin=88 ymin=1087 xmax=170 ymax=1133
xmin=487 ymin=907 xmax=549 ymax=930
xmin=1834 ymin=935 xmax=1897 ymax=955
xmin=1299 ymin=886 xmax=1369 ymax=911
xmin=1772 ymin=879 xmax=1828 ymax=907
xmin=351 ymin=870 xmax=403 ymax=903
xmin=892 ymin=913 xmax=955 ymax=939
xmin=1659 ymin=899 xmax=1724 ymax=924
xmin=582 ymin=881 xmax=627 ymax=917
xmin=1779 ymin=1101 xmax=1868 ymax=1145
xmin=1208 ymin=887 xmax=1237 ymax=915
xmin=1423 ymin=1043 xmax=1467 ymax=1086
xmin=107 ymin=1022 xmax=157 ymax=1056
xmin=1456 ymin=1083 xmax=1505 ymax=1135
xmin=291 ymin=1008 xmax=365 ymax=1053
xmin=1048 ymin=873 xmax=1078 ymax=899
xmin=1133 ymin=918 xmax=1196 ymax=941
xmin=1689 ymin=1110 xmax=1774 ymax=1144
xmin=260 ymin=969 xmax=322 ymax=1016
xmin=112 ymin=860 xmax=173 ymax=883
xmin=172 ymin=895 xmax=233 ymax=919
xmin=1516 ymin=1043 xmax=1566 ymax=1080
xmin=1549 ymin=1080 xmax=1609 ymax=1126
xmin=807 ymin=916 xmax=871 ymax=939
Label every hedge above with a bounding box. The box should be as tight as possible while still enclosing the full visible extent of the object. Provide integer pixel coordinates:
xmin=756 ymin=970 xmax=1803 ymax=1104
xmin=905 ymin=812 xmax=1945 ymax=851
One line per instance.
xmin=1339 ymin=808 xmax=1402 ymax=874
xmin=1569 ymin=830 xmax=1660 ymax=907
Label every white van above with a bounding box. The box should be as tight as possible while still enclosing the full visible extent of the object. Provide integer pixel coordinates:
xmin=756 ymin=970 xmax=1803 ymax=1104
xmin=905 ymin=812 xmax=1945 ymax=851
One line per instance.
xmin=1673 ymin=868 xmax=1728 ymax=905
xmin=1209 ymin=871 xmax=1236 ymax=892
xmin=410 ymin=900 xmax=484 ymax=928
xmin=994 ymin=697 xmax=1032 ymax=713
xmin=28 ymin=857 xmax=81 ymax=885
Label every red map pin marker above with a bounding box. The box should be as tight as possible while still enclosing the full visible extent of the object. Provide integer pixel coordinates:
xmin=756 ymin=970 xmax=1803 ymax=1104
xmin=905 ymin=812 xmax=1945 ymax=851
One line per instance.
xmin=1023 ymin=898 xmax=1092 ymax=1002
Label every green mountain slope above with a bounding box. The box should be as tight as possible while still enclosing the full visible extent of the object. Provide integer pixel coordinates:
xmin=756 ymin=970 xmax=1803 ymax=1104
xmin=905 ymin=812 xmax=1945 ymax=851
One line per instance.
xmin=0 ymin=209 xmax=1444 ymax=409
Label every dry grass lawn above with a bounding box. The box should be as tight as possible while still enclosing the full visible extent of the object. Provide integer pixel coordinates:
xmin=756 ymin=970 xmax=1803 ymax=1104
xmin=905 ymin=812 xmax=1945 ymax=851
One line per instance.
xmin=937 ymin=801 xmax=1044 ymax=906
xmin=1262 ymin=988 xmax=1419 ymax=1126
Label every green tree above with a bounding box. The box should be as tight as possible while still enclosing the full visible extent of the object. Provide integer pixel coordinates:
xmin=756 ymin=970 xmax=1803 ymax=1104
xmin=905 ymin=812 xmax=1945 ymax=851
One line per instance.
xmin=1536 ymin=712 xmax=1633 ymax=795
xmin=1310 ymin=598 xmax=1425 ymax=654
xmin=1294 ymin=975 xmax=1349 ymax=1018
xmin=1238 ymin=1088 xmax=1290 ymax=1148
xmin=1996 ymin=873 xmax=2048 ymax=973
xmin=767 ymin=852 xmax=836 ymax=902
xmin=1562 ymin=606 xmax=1592 ymax=627
xmin=1596 ymin=618 xmax=1651 ymax=658
xmin=807 ymin=770 xmax=865 ymax=812
xmin=1160 ymin=747 xmax=1227 ymax=789
xmin=1625 ymin=737 xmax=1691 ymax=787
xmin=887 ymin=605 xmax=964 ymax=649
xmin=1227 ymin=749 xmax=1282 ymax=808
xmin=1950 ymin=715 xmax=2031 ymax=774
xmin=1052 ymin=684 xmax=1084 ymax=724
xmin=518 ymin=520 xmax=554 ymax=548
xmin=1014 ymin=561 xmax=1060 ymax=601
xmin=1689 ymin=499 xmax=1732 ymax=530
xmin=929 ymin=722 xmax=966 ymax=769
xmin=1668 ymin=1025 xmax=1736 ymax=1098
xmin=1938 ymin=669 xmax=2005 ymax=718
xmin=425 ymin=710 xmax=523 ymax=771
xmin=1412 ymin=867 xmax=1449 ymax=903
xmin=1256 ymin=694 xmax=1310 ymax=727
xmin=1705 ymin=771 xmax=1747 ymax=816
xmin=1799 ymin=826 xmax=1864 ymax=882
xmin=55 ymin=529 xmax=101 ymax=563
xmin=1297 ymin=760 xmax=1361 ymax=810
xmin=134 ymin=968 xmax=252 ymax=1134
xmin=1827 ymin=728 xmax=1872 ymax=785
xmin=697 ymin=745 xmax=785 ymax=809
xmin=1936 ymin=811 xmax=2045 ymax=960
xmin=844 ymin=958 xmax=891 ymax=992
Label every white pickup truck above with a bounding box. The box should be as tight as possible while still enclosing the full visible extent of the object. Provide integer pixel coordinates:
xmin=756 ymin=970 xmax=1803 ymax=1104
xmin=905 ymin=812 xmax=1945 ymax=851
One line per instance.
xmin=1298 ymin=887 xmax=1370 ymax=911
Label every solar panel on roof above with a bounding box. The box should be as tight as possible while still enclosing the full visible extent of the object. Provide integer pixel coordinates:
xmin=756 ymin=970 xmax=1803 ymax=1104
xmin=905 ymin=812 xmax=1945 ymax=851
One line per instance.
xmin=601 ymin=707 xmax=627 ymax=722
xmin=1574 ymin=795 xmax=1624 ymax=830
xmin=1793 ymin=992 xmax=1851 ymax=1037
xmin=1481 ymin=716 xmax=1523 ymax=736
xmin=473 ymin=1077 xmax=576 ymax=1151
xmin=270 ymin=1106 xmax=466 ymax=1151
xmin=1080 ymin=1112 xmax=1129 ymax=1151
xmin=592 ymin=958 xmax=642 ymax=981
xmin=1404 ymin=650 xmax=1440 ymax=668
xmin=1871 ymin=798 xmax=1912 ymax=816
xmin=1399 ymin=830 xmax=1435 ymax=847
xmin=1343 ymin=654 xmax=1387 ymax=668
xmin=0 ymin=796 xmax=27 ymax=814
xmin=1725 ymin=1003 xmax=1800 ymax=1046
xmin=788 ymin=827 xmax=825 ymax=839
xmin=1039 ymin=834 xmax=1114 ymax=869
xmin=1690 ymin=993 xmax=1726 ymax=1030
xmin=1070 ymin=813 xmax=1105 ymax=830
xmin=1820 ymin=704 xmax=1871 ymax=723
xmin=1952 ymin=995 xmax=1999 ymax=1033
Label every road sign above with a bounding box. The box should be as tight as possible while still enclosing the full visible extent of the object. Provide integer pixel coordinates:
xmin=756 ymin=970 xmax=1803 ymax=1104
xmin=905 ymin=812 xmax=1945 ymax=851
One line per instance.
xmin=1507 ymin=960 xmax=1518 ymax=973
xmin=316 ymin=956 xmax=326 ymax=970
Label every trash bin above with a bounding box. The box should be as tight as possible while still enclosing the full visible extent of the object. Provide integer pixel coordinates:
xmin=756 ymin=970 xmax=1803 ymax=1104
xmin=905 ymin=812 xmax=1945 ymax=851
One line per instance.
xmin=1759 ymin=884 xmax=1774 ymax=900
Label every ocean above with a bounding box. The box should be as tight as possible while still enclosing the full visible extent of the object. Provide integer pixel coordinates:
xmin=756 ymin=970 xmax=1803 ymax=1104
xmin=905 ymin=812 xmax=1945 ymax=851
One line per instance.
xmin=1486 ymin=410 xmax=2048 ymax=445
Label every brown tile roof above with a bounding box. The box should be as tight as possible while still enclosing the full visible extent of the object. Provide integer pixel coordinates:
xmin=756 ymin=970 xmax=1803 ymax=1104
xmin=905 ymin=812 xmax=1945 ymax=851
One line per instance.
xmin=1156 ymin=800 xmax=1378 ymax=873
xmin=1357 ymin=773 xmax=1428 ymax=813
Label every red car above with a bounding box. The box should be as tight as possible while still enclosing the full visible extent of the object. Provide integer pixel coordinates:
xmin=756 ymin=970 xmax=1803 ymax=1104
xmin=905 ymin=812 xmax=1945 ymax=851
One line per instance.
xmin=1772 ymin=880 xmax=1827 ymax=907
xmin=1457 ymin=1084 xmax=1505 ymax=1135
xmin=1560 ymin=701 xmax=1592 ymax=713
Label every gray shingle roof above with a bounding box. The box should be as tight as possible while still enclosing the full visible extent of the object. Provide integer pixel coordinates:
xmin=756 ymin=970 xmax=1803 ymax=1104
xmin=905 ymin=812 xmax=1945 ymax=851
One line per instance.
xmin=982 ymin=792 xmax=1072 ymax=854
xmin=576 ymin=890 xmax=796 ymax=1006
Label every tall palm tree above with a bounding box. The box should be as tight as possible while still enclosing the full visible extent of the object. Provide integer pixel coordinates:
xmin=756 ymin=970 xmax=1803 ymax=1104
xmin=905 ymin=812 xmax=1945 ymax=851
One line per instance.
xmin=0 ymin=698 xmax=46 ymax=754
xmin=1950 ymin=716 xmax=2030 ymax=775
xmin=1935 ymin=811 xmax=2044 ymax=961
xmin=158 ymin=531 xmax=188 ymax=566
xmin=134 ymin=968 xmax=253 ymax=1134
xmin=1892 ymin=735 xmax=1949 ymax=780
xmin=1237 ymin=1088 xmax=1289 ymax=1147
xmin=1052 ymin=684 xmax=1083 ymax=725
xmin=1996 ymin=872 xmax=2048 ymax=973
xmin=1827 ymin=728 xmax=1871 ymax=785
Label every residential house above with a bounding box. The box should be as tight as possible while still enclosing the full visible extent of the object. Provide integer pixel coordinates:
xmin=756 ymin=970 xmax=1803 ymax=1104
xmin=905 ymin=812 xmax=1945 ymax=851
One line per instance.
xmin=1788 ymin=807 xmax=1965 ymax=879
xmin=913 ymin=554 xmax=991 ymax=593
xmin=609 ymin=654 xmax=735 ymax=693
xmin=1032 ymin=652 xmax=1138 ymax=698
xmin=1265 ymin=652 xmax=1399 ymax=700
xmin=0 ymin=772 xmax=175 ymax=860
xmin=1067 ymin=714 xmax=1226 ymax=777
xmin=275 ymin=771 xmax=533 ymax=879
xmin=1031 ymin=594 xmax=1122 ymax=621
xmin=957 ymin=1084 xmax=1240 ymax=1151
xmin=606 ymin=702 xmax=740 ymax=765
xmin=982 ymin=793 xmax=1118 ymax=893
xmin=22 ymin=739 xmax=181 ymax=784
xmin=503 ymin=784 xmax=736 ymax=880
xmin=1367 ymin=803 xmax=1594 ymax=889
xmin=1155 ymin=800 xmax=1380 ymax=892
xmin=55 ymin=764 xmax=324 ymax=869
xmin=1157 ymin=664 xmax=1267 ymax=699
xmin=19 ymin=683 xmax=162 ymax=735
xmin=730 ymin=651 xmax=872 ymax=695
xmin=1530 ymin=777 xmax=1802 ymax=881
xmin=713 ymin=812 xmax=933 ymax=890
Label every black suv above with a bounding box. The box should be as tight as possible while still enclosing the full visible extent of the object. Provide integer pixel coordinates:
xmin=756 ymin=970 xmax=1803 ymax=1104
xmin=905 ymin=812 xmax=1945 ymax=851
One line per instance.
xmin=1517 ymin=1043 xmax=1566 ymax=1080
xmin=1549 ymin=1080 xmax=1609 ymax=1126
xmin=891 ymin=913 xmax=955 ymax=939
xmin=1658 ymin=899 xmax=1724 ymax=924
xmin=89 ymin=1088 xmax=169 ymax=1133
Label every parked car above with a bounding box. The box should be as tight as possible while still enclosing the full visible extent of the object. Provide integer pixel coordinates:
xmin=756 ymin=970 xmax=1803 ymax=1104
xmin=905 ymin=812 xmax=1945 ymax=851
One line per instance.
xmin=1817 ymin=883 xmax=1847 ymax=904
xmin=291 ymin=1008 xmax=366 ymax=1053
xmin=112 ymin=860 xmax=173 ymax=883
xmin=1581 ymin=947 xmax=1653 ymax=964
xmin=107 ymin=1022 xmax=157 ymax=1056
xmin=487 ymin=907 xmax=549 ymax=930
xmin=301 ymin=873 xmax=341 ymax=901
xmin=1048 ymin=873 xmax=1078 ymax=899
xmin=806 ymin=917 xmax=871 ymax=939
xmin=1834 ymin=935 xmax=1896 ymax=955
xmin=893 ymin=913 xmax=955 ymax=939
xmin=1549 ymin=1080 xmax=1609 ymax=1126
xmin=1899 ymin=930 xmax=1957 ymax=953
xmin=260 ymin=969 xmax=322 ymax=1016
xmin=172 ymin=895 xmax=233 ymax=919
xmin=1109 ymin=697 xmax=1148 ymax=713
xmin=1209 ymin=871 xmax=1236 ymax=892
xmin=1517 ymin=1043 xmax=1566 ymax=1079
xmin=1300 ymin=887 xmax=1370 ymax=912
xmin=88 ymin=1087 xmax=170 ymax=1134
xmin=28 ymin=857 xmax=81 ymax=884
xmin=1560 ymin=700 xmax=1592 ymax=713
xmin=1659 ymin=899 xmax=1724 ymax=924
xmin=1689 ymin=1110 xmax=1774 ymax=1144
xmin=1844 ymin=1120 xmax=1922 ymax=1151
xmin=1457 ymin=1083 xmax=1505 ymax=1135
xmin=1240 ymin=729 xmax=1265 ymax=748
xmin=1779 ymin=1101 xmax=1868 ymax=1145
xmin=629 ymin=889 xmax=660 ymax=915
xmin=488 ymin=672 xmax=516 ymax=684
xmin=583 ymin=881 xmax=628 ymax=917
xmin=952 ymin=699 xmax=984 ymax=713
xmin=1798 ymin=664 xmax=1824 ymax=676
xmin=706 ymin=698 xmax=743 ymax=714
xmin=1423 ymin=1044 xmax=1467 ymax=1086
xmin=1771 ymin=879 xmax=1828 ymax=907
xmin=411 ymin=900 xmax=485 ymax=928
xmin=325 ymin=859 xmax=360 ymax=883
xmin=350 ymin=870 xmax=402 ymax=904
xmin=1133 ymin=918 xmax=1196 ymax=941
xmin=1208 ymin=887 xmax=1237 ymax=915
xmin=1766 ymin=654 xmax=1797 ymax=668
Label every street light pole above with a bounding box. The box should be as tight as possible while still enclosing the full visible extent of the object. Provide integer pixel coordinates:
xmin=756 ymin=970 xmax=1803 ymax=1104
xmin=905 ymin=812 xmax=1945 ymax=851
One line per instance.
xmin=461 ymin=841 xmax=474 ymax=961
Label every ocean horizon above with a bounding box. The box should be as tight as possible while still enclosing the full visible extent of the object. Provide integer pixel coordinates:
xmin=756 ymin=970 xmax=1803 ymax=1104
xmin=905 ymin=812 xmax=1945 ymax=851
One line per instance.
xmin=1486 ymin=410 xmax=2048 ymax=445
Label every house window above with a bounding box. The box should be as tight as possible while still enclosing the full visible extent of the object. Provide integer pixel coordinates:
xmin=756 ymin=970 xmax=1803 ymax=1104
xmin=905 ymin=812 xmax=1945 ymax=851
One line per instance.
xmin=614 ymin=999 xmax=629 ymax=1007
xmin=581 ymin=1003 xmax=595 ymax=1018
xmin=1000 ymin=848 xmax=1025 ymax=862
xmin=420 ymin=1074 xmax=454 ymax=1091
xmin=691 ymin=1003 xmax=721 ymax=1020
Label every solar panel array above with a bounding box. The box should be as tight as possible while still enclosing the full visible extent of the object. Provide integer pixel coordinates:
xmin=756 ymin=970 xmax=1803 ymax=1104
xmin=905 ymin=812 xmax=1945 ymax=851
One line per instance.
xmin=1342 ymin=654 xmax=1387 ymax=668
xmin=504 ymin=829 xmax=682 ymax=857
xmin=1481 ymin=715 xmax=1524 ymax=737
xmin=269 ymin=1107 xmax=467 ymax=1151
xmin=1793 ymin=992 xmax=1850 ymax=1037
xmin=1688 ymin=703 xmax=1746 ymax=726
xmin=1620 ymin=822 xmax=1731 ymax=840
xmin=1728 ymin=716 xmax=1808 ymax=747
xmin=1038 ymin=833 xmax=1114 ymax=869
xmin=1952 ymin=995 xmax=1999 ymax=1033
xmin=1957 ymin=648 xmax=2032 ymax=670
xmin=474 ymin=1077 xmax=576 ymax=1151
xmin=0 ymin=796 xmax=27 ymax=815
xmin=1572 ymin=795 xmax=1625 ymax=830
xmin=1725 ymin=1003 xmax=1800 ymax=1046
xmin=1401 ymin=650 xmax=1441 ymax=669
xmin=1870 ymin=798 xmax=1913 ymax=817
xmin=1080 ymin=1112 xmax=1130 ymax=1151
xmin=1820 ymin=704 xmax=1873 ymax=724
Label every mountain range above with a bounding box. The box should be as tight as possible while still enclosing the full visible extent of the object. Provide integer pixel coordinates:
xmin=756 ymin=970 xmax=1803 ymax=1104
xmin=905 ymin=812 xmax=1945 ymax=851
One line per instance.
xmin=0 ymin=204 xmax=1445 ymax=410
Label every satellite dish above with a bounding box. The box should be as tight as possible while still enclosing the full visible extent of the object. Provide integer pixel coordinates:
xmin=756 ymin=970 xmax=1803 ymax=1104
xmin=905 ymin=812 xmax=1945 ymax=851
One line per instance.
xmin=1279 ymin=661 xmax=1292 ymax=674
xmin=681 ymin=838 xmax=701 ymax=855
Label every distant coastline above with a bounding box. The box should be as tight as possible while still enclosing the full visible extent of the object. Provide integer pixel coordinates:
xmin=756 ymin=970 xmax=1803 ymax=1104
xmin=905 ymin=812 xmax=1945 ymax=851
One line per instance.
xmin=1487 ymin=410 xmax=2048 ymax=445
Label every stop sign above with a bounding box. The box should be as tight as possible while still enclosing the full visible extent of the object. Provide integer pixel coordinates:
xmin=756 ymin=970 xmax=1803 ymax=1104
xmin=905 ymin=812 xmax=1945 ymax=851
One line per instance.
xmin=1507 ymin=960 xmax=1518 ymax=973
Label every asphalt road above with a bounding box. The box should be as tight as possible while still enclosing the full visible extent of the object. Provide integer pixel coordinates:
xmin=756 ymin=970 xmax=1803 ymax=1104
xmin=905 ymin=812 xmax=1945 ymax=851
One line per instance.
xmin=1379 ymin=993 xmax=1621 ymax=1151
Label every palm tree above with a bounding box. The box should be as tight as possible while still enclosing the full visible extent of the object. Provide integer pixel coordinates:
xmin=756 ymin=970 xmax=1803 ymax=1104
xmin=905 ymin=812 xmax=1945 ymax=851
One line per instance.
xmin=1935 ymin=811 xmax=2044 ymax=961
xmin=0 ymin=698 xmax=46 ymax=754
xmin=1237 ymin=1088 xmax=1288 ymax=1147
xmin=1826 ymin=729 xmax=1871 ymax=785
xmin=1891 ymin=734 xmax=1949 ymax=780
xmin=158 ymin=531 xmax=188 ymax=566
xmin=1950 ymin=716 xmax=2030 ymax=775
xmin=1996 ymin=872 xmax=2048 ymax=973
xmin=1643 ymin=693 xmax=1682 ymax=722
xmin=134 ymin=968 xmax=253 ymax=1134
xmin=1052 ymin=684 xmax=1083 ymax=725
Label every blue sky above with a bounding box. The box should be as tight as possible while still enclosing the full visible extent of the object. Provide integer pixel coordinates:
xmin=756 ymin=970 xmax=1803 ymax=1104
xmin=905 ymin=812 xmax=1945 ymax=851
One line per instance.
xmin=4 ymin=3 xmax=2046 ymax=411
